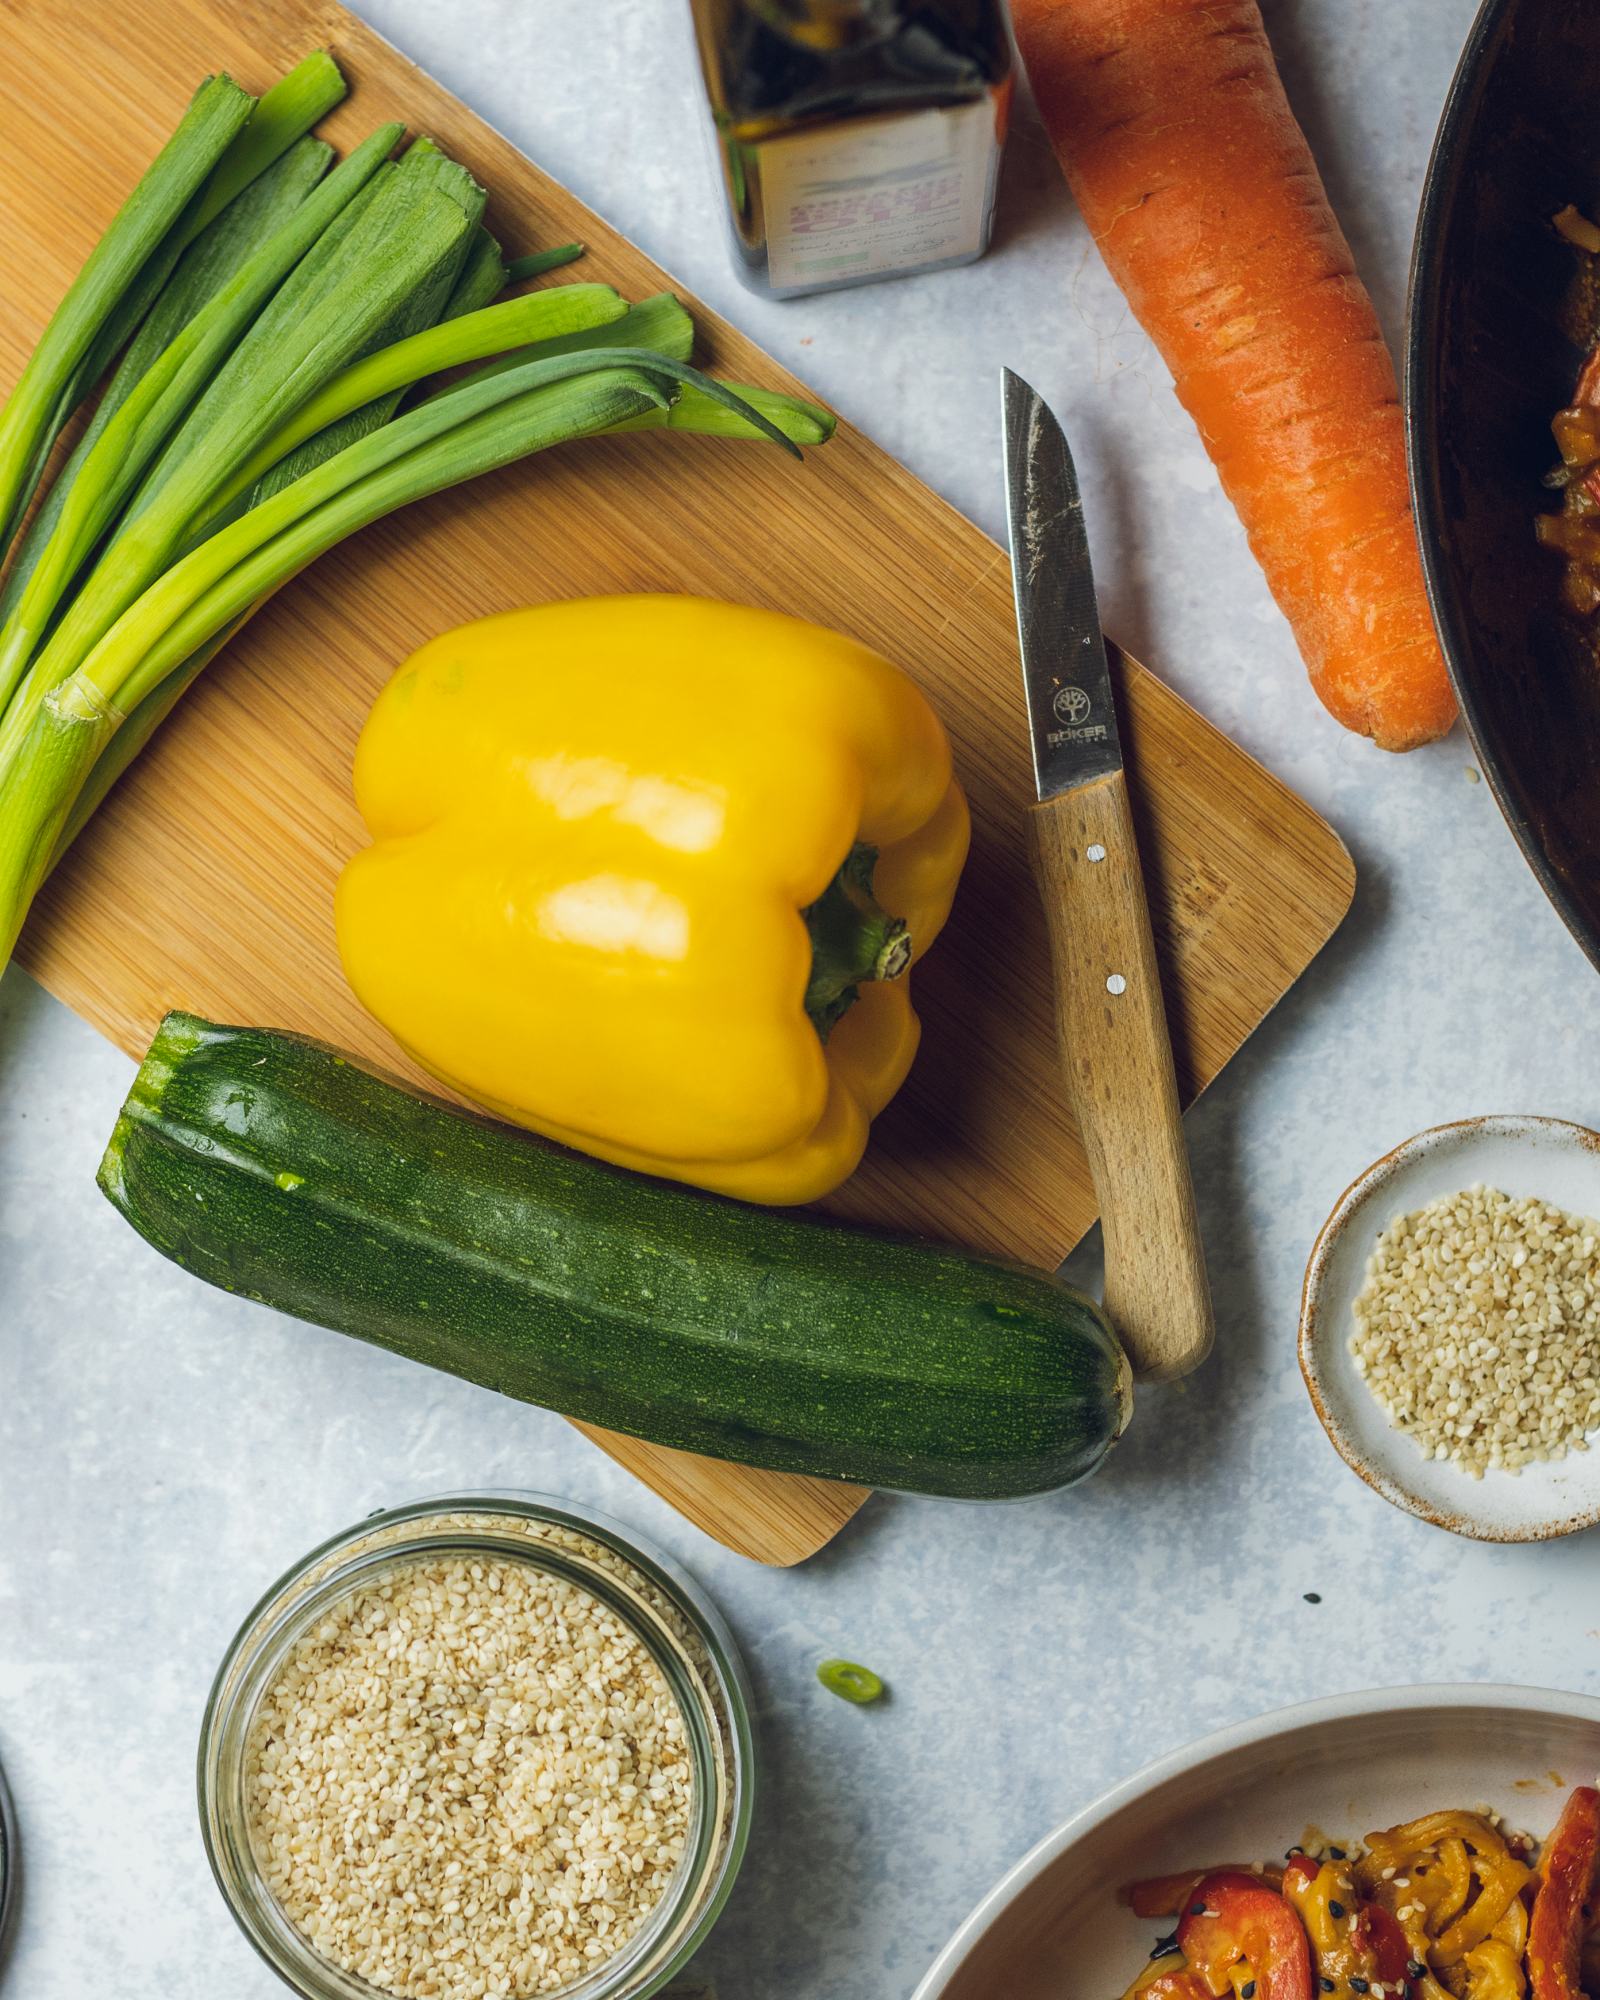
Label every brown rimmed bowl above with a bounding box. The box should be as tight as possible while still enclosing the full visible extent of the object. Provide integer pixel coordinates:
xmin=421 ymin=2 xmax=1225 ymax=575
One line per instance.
xmin=1299 ymin=1115 xmax=1600 ymax=1542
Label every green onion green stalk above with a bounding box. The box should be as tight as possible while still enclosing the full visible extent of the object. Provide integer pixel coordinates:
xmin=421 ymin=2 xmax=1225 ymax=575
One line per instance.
xmin=0 ymin=54 xmax=833 ymax=970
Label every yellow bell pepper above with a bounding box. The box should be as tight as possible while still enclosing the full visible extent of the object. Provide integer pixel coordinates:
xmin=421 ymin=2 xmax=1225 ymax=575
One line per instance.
xmin=335 ymin=595 xmax=969 ymax=1203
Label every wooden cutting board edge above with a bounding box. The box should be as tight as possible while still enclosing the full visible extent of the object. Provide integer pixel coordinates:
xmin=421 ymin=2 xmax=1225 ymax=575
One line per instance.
xmin=4 ymin=0 xmax=1357 ymax=1566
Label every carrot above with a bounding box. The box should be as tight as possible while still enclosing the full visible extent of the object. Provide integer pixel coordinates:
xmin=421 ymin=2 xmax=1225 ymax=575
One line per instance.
xmin=1009 ymin=0 xmax=1455 ymax=752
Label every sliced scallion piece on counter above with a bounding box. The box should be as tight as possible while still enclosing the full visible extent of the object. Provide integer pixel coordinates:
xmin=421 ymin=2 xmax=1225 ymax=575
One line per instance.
xmin=817 ymin=1660 xmax=886 ymax=1705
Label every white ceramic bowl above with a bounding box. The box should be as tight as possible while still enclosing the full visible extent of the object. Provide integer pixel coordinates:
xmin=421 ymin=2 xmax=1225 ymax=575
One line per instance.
xmin=1299 ymin=1116 xmax=1600 ymax=1542
xmin=914 ymin=1684 xmax=1600 ymax=2000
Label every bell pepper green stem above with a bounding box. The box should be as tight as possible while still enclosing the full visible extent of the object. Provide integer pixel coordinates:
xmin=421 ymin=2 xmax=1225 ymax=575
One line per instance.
xmin=803 ymin=844 xmax=911 ymax=1040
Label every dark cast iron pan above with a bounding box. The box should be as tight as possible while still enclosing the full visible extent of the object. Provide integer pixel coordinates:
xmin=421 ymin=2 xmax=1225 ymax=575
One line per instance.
xmin=1408 ymin=0 xmax=1600 ymax=967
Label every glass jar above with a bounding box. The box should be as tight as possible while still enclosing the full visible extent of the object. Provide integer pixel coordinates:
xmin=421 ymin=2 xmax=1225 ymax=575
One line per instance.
xmin=690 ymin=0 xmax=1013 ymax=299
xmin=198 ymin=1492 xmax=754 ymax=2000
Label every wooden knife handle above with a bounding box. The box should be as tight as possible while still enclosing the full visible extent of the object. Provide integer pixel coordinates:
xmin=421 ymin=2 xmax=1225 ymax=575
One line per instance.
xmin=1028 ymin=770 xmax=1214 ymax=1382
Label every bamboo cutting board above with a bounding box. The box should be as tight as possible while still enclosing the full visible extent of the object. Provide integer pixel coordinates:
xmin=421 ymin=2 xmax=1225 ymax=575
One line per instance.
xmin=0 ymin=0 xmax=1355 ymax=1565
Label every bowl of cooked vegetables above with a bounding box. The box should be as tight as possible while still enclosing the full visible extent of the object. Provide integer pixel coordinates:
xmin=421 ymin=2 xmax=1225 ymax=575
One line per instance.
xmin=912 ymin=1683 xmax=1600 ymax=1999
xmin=1408 ymin=0 xmax=1600 ymax=970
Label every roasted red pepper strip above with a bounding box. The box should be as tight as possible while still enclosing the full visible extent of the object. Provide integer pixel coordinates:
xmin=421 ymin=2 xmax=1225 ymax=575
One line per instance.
xmin=1529 ymin=1785 xmax=1600 ymax=2000
xmin=1355 ymin=1904 xmax=1412 ymax=1986
xmin=1177 ymin=1870 xmax=1314 ymax=2000
xmin=1283 ymin=1854 xmax=1410 ymax=1992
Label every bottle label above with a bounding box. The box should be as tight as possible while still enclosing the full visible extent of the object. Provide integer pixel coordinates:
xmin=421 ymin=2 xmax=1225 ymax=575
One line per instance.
xmin=758 ymin=99 xmax=997 ymax=291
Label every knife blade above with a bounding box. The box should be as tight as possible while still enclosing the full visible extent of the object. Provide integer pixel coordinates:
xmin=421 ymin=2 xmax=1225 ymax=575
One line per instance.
xmin=1001 ymin=368 xmax=1213 ymax=1385
xmin=1001 ymin=367 xmax=1123 ymax=799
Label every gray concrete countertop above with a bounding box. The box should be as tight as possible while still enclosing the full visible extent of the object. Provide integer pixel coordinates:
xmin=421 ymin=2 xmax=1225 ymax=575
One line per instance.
xmin=8 ymin=2 xmax=1600 ymax=1995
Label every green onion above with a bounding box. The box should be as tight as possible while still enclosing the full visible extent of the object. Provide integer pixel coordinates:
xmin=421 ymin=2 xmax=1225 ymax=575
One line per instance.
xmin=449 ymin=229 xmax=511 ymax=318
xmin=206 ymin=285 xmax=629 ymax=520
xmin=183 ymin=51 xmax=346 ymax=241
xmin=615 ymin=379 xmax=836 ymax=447
xmin=0 ymin=126 xmax=400 ymax=711
xmin=43 ymin=57 xmax=348 ymax=499
xmin=817 ymin=1659 xmax=885 ymax=1704
xmin=0 ymin=137 xmax=335 ymax=630
xmin=0 ymin=76 xmax=833 ymax=976
xmin=495 ymin=291 xmax=695 ymax=369
xmin=507 ymin=245 xmax=585 ymax=281
xmin=0 ymin=75 xmax=254 ymax=551
xmin=208 ymin=142 xmax=494 ymax=530
xmin=0 ymin=157 xmax=465 ymax=765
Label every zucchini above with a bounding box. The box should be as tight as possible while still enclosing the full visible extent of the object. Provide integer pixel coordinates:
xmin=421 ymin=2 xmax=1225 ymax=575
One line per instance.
xmin=98 ymin=1014 xmax=1132 ymax=1498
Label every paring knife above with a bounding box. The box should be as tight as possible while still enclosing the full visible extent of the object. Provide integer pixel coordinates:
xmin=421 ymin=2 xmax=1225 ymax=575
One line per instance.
xmin=1001 ymin=369 xmax=1214 ymax=1383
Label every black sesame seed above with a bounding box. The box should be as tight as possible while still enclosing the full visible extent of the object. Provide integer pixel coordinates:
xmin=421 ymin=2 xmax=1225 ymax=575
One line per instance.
xmin=1328 ymin=1845 xmax=1346 ymax=1860
xmin=1407 ymin=1964 xmax=1426 ymax=1981
xmin=1189 ymin=1902 xmax=1206 ymax=1916
xmin=1242 ymin=1985 xmax=1256 ymax=1999
xmin=1351 ymin=1980 xmax=1370 ymax=1994
xmin=1151 ymin=1934 xmax=1179 ymax=1960
xmin=1328 ymin=1899 xmax=1346 ymax=1919
xmin=1320 ymin=1980 xmax=1336 ymax=1993
xmin=1304 ymin=1591 xmax=1322 ymax=1603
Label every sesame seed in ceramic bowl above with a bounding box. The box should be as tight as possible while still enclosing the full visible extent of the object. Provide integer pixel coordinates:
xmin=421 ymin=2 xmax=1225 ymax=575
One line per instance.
xmin=1299 ymin=1117 xmax=1600 ymax=1542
